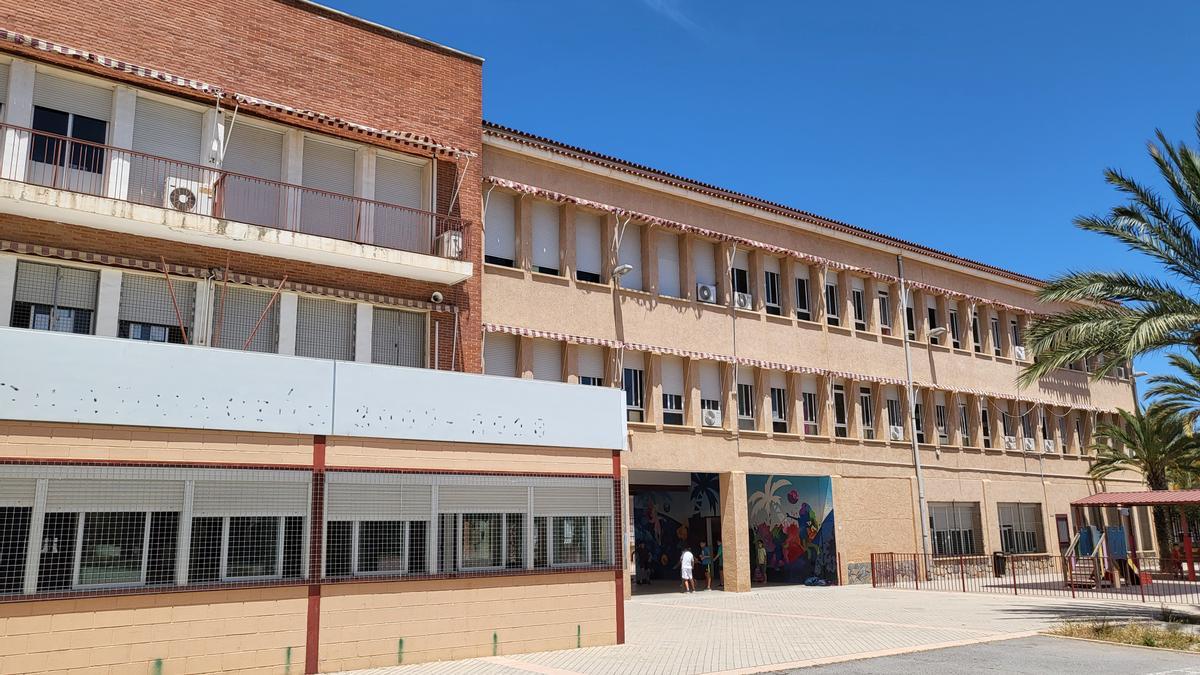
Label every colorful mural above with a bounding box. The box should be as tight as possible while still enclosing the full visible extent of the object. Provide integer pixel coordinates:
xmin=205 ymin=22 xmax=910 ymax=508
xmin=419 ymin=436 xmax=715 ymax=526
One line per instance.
xmin=632 ymin=473 xmax=720 ymax=582
xmin=747 ymin=474 xmax=837 ymax=585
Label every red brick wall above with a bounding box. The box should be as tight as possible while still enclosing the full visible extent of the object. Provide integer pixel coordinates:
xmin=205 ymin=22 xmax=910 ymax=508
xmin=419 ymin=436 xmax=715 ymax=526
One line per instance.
xmin=0 ymin=0 xmax=483 ymax=372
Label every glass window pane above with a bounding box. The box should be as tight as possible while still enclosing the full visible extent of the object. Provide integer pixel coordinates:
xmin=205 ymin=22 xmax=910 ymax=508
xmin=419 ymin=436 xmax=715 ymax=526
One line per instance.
xmin=226 ymin=516 xmax=279 ymax=578
xmin=461 ymin=514 xmax=501 ymax=569
xmin=358 ymin=521 xmax=405 ymax=574
xmin=78 ymin=512 xmax=146 ymax=586
xmin=553 ymin=516 xmax=588 ymax=565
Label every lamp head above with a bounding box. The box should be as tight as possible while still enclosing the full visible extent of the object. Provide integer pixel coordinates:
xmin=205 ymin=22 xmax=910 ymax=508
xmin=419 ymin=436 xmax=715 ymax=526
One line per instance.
xmin=611 ymin=264 xmax=634 ymax=280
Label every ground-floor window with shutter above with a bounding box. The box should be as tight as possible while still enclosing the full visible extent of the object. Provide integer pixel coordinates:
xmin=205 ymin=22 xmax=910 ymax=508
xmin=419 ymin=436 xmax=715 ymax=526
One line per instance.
xmin=295 ymin=296 xmax=355 ymax=361
xmin=119 ymin=272 xmax=195 ymax=344
xmin=11 ymin=261 xmax=98 ymax=334
xmin=210 ymin=285 xmax=280 ymax=353
xmin=929 ymin=502 xmax=982 ymax=556
xmin=371 ymin=307 xmax=426 ymax=367
xmin=998 ymin=502 xmax=1045 ymax=554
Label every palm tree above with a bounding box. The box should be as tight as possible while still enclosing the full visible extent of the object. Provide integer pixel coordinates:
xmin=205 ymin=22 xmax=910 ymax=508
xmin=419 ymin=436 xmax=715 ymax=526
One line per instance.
xmin=1019 ymin=114 xmax=1200 ymax=386
xmin=1146 ymin=347 xmax=1200 ymax=424
xmin=1089 ymin=404 xmax=1200 ymax=557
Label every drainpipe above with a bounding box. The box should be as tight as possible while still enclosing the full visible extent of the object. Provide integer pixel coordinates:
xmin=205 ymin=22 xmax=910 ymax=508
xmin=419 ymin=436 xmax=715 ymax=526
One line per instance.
xmin=898 ymin=255 xmax=932 ymax=562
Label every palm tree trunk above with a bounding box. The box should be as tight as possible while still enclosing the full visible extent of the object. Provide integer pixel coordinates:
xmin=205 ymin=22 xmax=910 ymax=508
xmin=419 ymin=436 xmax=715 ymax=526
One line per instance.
xmin=1152 ymin=504 xmax=1175 ymax=562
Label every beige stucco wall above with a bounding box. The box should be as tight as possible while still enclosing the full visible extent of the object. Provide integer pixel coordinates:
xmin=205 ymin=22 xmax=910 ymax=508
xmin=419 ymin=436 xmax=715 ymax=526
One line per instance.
xmin=326 ymin=436 xmax=613 ymax=474
xmin=319 ymin=572 xmax=617 ymax=671
xmin=0 ymin=586 xmax=308 ymax=675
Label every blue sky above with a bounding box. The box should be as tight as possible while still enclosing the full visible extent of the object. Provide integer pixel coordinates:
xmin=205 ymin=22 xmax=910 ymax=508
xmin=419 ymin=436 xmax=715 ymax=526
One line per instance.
xmin=333 ymin=0 xmax=1199 ymax=388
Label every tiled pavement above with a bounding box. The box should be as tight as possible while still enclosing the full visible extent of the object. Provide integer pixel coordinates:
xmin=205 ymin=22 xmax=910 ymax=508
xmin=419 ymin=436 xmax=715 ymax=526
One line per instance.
xmin=332 ymin=585 xmax=1174 ymax=675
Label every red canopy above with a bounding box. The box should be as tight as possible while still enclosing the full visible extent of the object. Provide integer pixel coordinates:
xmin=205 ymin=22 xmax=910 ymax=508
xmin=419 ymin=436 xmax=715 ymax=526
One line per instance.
xmin=1072 ymin=489 xmax=1200 ymax=507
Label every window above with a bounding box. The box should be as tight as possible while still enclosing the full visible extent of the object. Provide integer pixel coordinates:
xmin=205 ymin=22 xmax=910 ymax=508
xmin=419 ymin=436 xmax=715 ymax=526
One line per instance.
xmin=530 ymin=339 xmax=562 ymax=382
xmin=1021 ymin=406 xmax=1034 ymax=439
xmin=998 ymin=503 xmax=1045 ymax=554
xmin=971 ymin=312 xmax=982 ymax=353
xmin=296 ymin=297 xmax=355 ymax=361
xmin=929 ymin=502 xmax=982 ymax=556
xmin=461 ymin=513 xmax=502 ymax=569
xmin=324 ymin=519 xmax=422 ymax=578
xmin=927 ymin=306 xmax=939 ymax=344
xmin=795 ymin=277 xmax=811 ymax=321
xmin=905 ymin=292 xmax=916 ymax=340
xmin=1075 ymin=418 xmax=1085 ymax=452
xmin=1001 ymin=411 xmax=1015 ymax=438
xmin=484 ymin=332 xmax=518 ymax=377
xmin=31 ymin=106 xmax=107 ymax=178
xmin=657 ymin=231 xmax=681 ymax=297
xmin=12 ymin=261 xmax=98 ymax=335
xmin=851 ymin=287 xmax=867 ymax=331
xmin=981 ymin=407 xmax=992 ymax=448
xmin=1010 ymin=318 xmax=1023 ymax=349
xmin=617 ymin=223 xmax=643 ymax=291
xmin=886 ymin=397 xmax=903 ymax=438
xmin=693 ymin=239 xmax=718 ymax=297
xmin=801 ymin=390 xmax=819 ymax=435
xmin=552 ymin=516 xmax=588 ymax=566
xmin=661 ymin=356 xmax=685 ymax=426
xmin=736 ymin=382 xmax=755 ymax=431
xmin=990 ymin=316 xmax=1002 ymax=356
xmin=623 ymin=366 xmax=645 ymax=423
xmin=530 ymin=201 xmax=560 ymax=275
xmin=948 ymin=309 xmax=961 ymax=349
xmin=859 ymin=387 xmax=874 ymax=439
xmin=580 ymin=376 xmax=603 ymax=386
xmin=764 ymin=271 xmax=781 ymax=315
xmin=371 ymin=308 xmax=426 ymax=367
xmin=730 ymin=250 xmax=750 ymax=304
xmin=577 ymin=344 xmax=605 ymax=387
xmin=958 ymin=403 xmax=970 ymax=443
xmin=832 ymin=384 xmax=848 ymax=438
xmin=210 ymin=285 xmax=279 ymax=353
xmin=1068 ymin=359 xmax=1082 ymax=372
xmin=187 ymin=514 xmax=304 ymax=584
xmin=935 ymin=404 xmax=948 ymax=444
xmin=825 ymin=281 xmax=840 ymax=326
xmin=770 ymin=386 xmax=788 ymax=433
xmin=914 ymin=403 xmax=926 ymax=444
xmin=119 ymin=273 xmax=195 ymax=345
xmin=1056 ymin=417 xmax=1067 ymax=452
xmin=575 ymin=212 xmax=604 ymax=283
xmin=75 ymin=512 xmax=174 ymax=588
xmin=484 ymin=191 xmax=516 ymax=267
xmin=877 ymin=290 xmax=892 ymax=335
xmin=699 ymin=362 xmax=722 ymax=427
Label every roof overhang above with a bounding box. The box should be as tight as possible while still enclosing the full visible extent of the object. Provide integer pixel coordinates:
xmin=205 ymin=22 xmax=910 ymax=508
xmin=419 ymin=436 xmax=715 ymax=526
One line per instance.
xmin=1072 ymin=490 xmax=1200 ymax=507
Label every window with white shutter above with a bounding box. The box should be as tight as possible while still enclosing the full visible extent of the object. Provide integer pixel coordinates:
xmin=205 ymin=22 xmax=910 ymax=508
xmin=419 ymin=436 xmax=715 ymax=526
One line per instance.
xmin=373 ymin=154 xmax=430 ymax=253
xmin=484 ymin=333 xmax=518 ymax=377
xmin=300 ymin=137 xmax=356 ymax=240
xmin=221 ymin=119 xmax=284 ymax=229
xmin=484 ymin=191 xmax=517 ymax=267
xmin=29 ymin=74 xmax=111 ymax=195
xmin=576 ymin=344 xmax=605 ymax=386
xmin=33 ymin=73 xmax=112 ymax=121
xmin=12 ymin=261 xmax=98 ymax=334
xmin=296 ymin=297 xmax=355 ymax=361
xmin=574 ymin=212 xmax=603 ymax=283
xmin=660 ymin=356 xmax=685 ymax=425
xmin=693 ymin=239 xmax=717 ymax=289
xmin=530 ymin=339 xmax=562 ymax=381
xmin=129 ymin=96 xmax=204 ymax=208
xmin=0 ymin=63 xmax=8 ymax=114
xmin=763 ymin=256 xmax=781 ymax=315
xmin=371 ymin=307 xmax=425 ymax=367
xmin=699 ymin=361 xmax=722 ymax=423
xmin=531 ymin=201 xmax=560 ymax=275
xmin=657 ymin=231 xmax=680 ymax=297
xmin=118 ymin=272 xmax=196 ymax=344
xmin=617 ymin=222 xmax=642 ymax=290
xmin=210 ymin=285 xmax=278 ymax=353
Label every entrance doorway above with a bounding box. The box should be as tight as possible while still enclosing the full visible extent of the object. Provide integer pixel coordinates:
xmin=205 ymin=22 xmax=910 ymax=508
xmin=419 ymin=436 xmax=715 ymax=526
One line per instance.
xmin=629 ymin=471 xmax=721 ymax=593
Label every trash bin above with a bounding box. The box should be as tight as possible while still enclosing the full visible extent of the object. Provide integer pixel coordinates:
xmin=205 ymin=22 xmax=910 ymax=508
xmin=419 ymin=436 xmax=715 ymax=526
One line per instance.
xmin=993 ymin=552 xmax=1007 ymax=577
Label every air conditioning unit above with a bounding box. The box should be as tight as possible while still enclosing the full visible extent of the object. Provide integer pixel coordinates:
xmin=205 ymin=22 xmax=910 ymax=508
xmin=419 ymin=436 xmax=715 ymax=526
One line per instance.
xmin=701 ymin=408 xmax=722 ymax=428
xmin=163 ymin=177 xmax=212 ymax=215
xmin=734 ymin=292 xmax=753 ymax=310
xmin=1043 ymin=439 xmax=1056 ymax=453
xmin=1003 ymin=436 xmax=1017 ymax=450
xmin=697 ymin=283 xmax=718 ymax=304
xmin=1014 ymin=346 xmax=1027 ymax=361
xmin=436 ymin=230 xmax=463 ymax=259
xmin=1022 ymin=437 xmax=1036 ymax=452
xmin=888 ymin=425 xmax=904 ymax=441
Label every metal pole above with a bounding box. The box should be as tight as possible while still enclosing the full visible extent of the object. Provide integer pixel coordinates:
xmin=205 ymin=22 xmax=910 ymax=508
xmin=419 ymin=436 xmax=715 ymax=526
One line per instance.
xmin=898 ymin=255 xmax=932 ymax=562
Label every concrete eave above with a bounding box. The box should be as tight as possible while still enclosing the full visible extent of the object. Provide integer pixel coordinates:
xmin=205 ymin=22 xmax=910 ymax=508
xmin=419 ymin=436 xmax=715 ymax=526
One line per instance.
xmin=0 ymin=179 xmax=473 ymax=285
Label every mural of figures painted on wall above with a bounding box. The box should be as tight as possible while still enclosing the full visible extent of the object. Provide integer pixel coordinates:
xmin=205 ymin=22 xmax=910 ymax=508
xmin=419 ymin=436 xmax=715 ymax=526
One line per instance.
xmin=747 ymin=474 xmax=837 ymax=585
xmin=632 ymin=473 xmax=720 ymax=583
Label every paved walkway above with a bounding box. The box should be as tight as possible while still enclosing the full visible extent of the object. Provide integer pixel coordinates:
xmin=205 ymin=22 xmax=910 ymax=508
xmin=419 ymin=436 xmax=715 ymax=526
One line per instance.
xmin=332 ymin=585 xmax=1188 ymax=675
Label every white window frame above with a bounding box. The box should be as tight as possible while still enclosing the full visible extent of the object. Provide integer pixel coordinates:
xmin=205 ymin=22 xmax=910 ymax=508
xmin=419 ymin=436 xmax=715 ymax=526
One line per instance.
xmin=71 ymin=510 xmax=153 ymax=590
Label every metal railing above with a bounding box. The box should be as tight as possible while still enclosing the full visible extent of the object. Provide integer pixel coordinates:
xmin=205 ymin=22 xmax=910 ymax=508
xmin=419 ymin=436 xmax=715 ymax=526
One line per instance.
xmin=0 ymin=122 xmax=468 ymax=260
xmin=870 ymin=551 xmax=1200 ymax=604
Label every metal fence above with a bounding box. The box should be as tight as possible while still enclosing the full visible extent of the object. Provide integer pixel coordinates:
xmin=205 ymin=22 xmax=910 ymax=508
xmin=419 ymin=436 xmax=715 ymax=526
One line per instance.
xmin=870 ymin=552 xmax=1200 ymax=604
xmin=0 ymin=122 xmax=468 ymax=260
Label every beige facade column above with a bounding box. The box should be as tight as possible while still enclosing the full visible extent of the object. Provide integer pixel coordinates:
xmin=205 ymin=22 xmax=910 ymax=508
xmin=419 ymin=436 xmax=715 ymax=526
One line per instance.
xmin=935 ymin=295 xmax=949 ymax=338
xmin=838 ymin=270 xmax=855 ymax=328
xmin=988 ymin=399 xmax=1005 ymax=449
xmin=948 ymin=393 xmax=964 ymax=446
xmin=517 ymin=336 xmax=534 ymax=379
xmin=750 ymin=251 xmax=766 ymax=312
xmin=920 ymin=388 xmax=936 ymax=444
xmin=780 ymin=258 xmax=796 ymax=319
xmin=817 ymin=374 xmax=833 ymax=436
xmin=980 ymin=306 xmax=996 ymax=357
xmin=889 ymin=281 xmax=905 ymax=336
xmin=897 ymin=384 xmax=912 ymax=441
xmin=684 ymin=357 xmax=701 ymax=429
xmin=516 ymin=194 xmax=533 ymax=273
xmin=646 ymin=353 xmax=662 ymax=430
xmin=911 ymin=289 xmax=927 ymax=343
xmin=965 ymin=394 xmax=981 ymax=448
xmin=680 ymin=234 xmax=696 ymax=302
xmin=561 ymin=203 xmax=577 ymax=281
xmin=865 ymin=277 xmax=881 ymax=333
xmin=755 ymin=367 xmax=771 ymax=433
xmin=564 ymin=343 xmax=580 ymax=384
xmin=844 ymin=378 xmax=860 ymax=439
xmin=787 ymin=372 xmax=804 ymax=436
xmin=719 ymin=471 xmax=751 ymax=592
xmin=996 ymin=309 xmax=1012 ymax=359
xmin=813 ymin=266 xmax=829 ymax=324
xmin=642 ymin=224 xmax=659 ymax=296
xmin=871 ymin=382 xmax=886 ymax=440
xmin=980 ymin=480 xmax=997 ymax=554
xmin=717 ymin=242 xmax=735 ymax=307
xmin=605 ymin=346 xmax=622 ymax=388
xmin=721 ymin=361 xmax=737 ymax=432
xmin=603 ymin=214 xmax=618 ymax=282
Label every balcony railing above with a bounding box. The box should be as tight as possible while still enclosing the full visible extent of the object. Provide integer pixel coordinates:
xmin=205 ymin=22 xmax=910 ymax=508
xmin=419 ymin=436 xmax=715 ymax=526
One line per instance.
xmin=0 ymin=122 xmax=468 ymax=260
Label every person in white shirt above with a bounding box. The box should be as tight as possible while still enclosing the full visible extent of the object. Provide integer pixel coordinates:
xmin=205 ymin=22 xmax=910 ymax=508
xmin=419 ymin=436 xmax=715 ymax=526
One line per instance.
xmin=678 ymin=547 xmax=696 ymax=593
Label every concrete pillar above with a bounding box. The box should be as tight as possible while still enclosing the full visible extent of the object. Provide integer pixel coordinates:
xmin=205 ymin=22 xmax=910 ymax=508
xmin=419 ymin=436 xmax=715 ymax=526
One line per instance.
xmin=948 ymin=393 xmax=964 ymax=447
xmin=561 ymin=204 xmax=577 ymax=282
xmin=787 ymin=372 xmax=804 ymax=436
xmin=780 ymin=257 xmax=796 ymax=320
xmin=817 ymin=374 xmax=832 ymax=437
xmin=517 ymin=336 xmax=533 ymax=379
xmin=354 ymin=303 xmax=373 ymax=362
xmin=646 ymin=353 xmax=662 ymax=430
xmin=717 ymin=242 xmax=735 ymax=307
xmin=684 ymin=357 xmax=701 ymax=429
xmin=516 ymin=194 xmax=532 ymax=273
xmin=281 ymin=129 xmax=304 ymax=231
xmin=721 ymin=361 xmax=737 ymax=432
xmin=353 ymin=146 xmax=376 ymax=243
xmin=838 ymin=270 xmax=855 ymax=329
xmin=564 ymin=343 xmax=580 ymax=384
xmin=934 ymin=295 xmax=949 ymax=344
xmin=865 ymin=277 xmax=880 ymax=334
xmin=889 ymin=282 xmax=905 ymax=337
xmin=750 ymin=250 xmax=765 ymax=312
xmin=813 ymin=266 xmax=828 ymax=324
xmin=94 ymin=268 xmax=122 ymax=337
xmin=844 ymin=378 xmax=860 ymax=439
xmin=105 ymin=86 xmax=136 ymax=200
xmin=912 ymin=289 xmax=928 ymax=343
xmin=643 ymin=224 xmax=659 ymax=296
xmin=679 ymin=233 xmax=695 ymax=302
xmin=603 ymin=214 xmax=618 ymax=284
xmin=755 ymin=367 xmax=771 ymax=433
xmin=277 ymin=291 xmax=298 ymax=356
xmin=0 ymin=255 xmax=16 ymax=327
xmin=2 ymin=59 xmax=35 ymax=181
xmin=719 ymin=471 xmax=751 ymax=592
xmin=871 ymin=382 xmax=886 ymax=440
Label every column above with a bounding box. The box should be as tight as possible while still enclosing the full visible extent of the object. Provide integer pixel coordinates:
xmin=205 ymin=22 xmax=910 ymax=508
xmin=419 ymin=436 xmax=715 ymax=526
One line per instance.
xmin=817 ymin=374 xmax=833 ymax=436
xmin=94 ymin=268 xmax=122 ymax=337
xmin=948 ymin=393 xmax=963 ymax=447
xmin=281 ymin=129 xmax=304 ymax=231
xmin=890 ymin=281 xmax=905 ymax=336
xmin=717 ymin=242 xmax=735 ymax=306
xmin=277 ymin=291 xmax=298 ymax=356
xmin=684 ymin=357 xmax=701 ymax=429
xmin=517 ymin=336 xmax=534 ymax=379
xmin=646 ymin=353 xmax=662 ymax=430
xmin=921 ymin=388 xmax=936 ymax=445
xmin=561 ymin=204 xmax=577 ymax=282
xmin=354 ymin=303 xmax=373 ymax=362
xmin=997 ymin=310 xmax=1013 ymax=359
xmin=750 ymin=250 xmax=766 ymax=312
xmin=865 ymin=277 xmax=881 ymax=333
xmin=105 ymin=86 xmax=136 ymax=200
xmin=603 ymin=214 xmax=618 ymax=284
xmin=679 ymin=233 xmax=695 ymax=301
xmin=813 ymin=266 xmax=828 ymax=324
xmin=353 ymin=146 xmax=376 ymax=243
xmin=719 ymin=471 xmax=751 ymax=592
xmin=935 ymin=295 xmax=949 ymax=342
xmin=721 ymin=361 xmax=737 ymax=432
xmin=787 ymin=372 xmax=804 ymax=436
xmin=839 ymin=270 xmax=855 ymax=329
xmin=516 ymin=194 xmax=532 ymax=272
xmin=1 ymin=59 xmax=35 ymax=181
xmin=780 ymin=258 xmax=796 ymax=319
xmin=755 ymin=367 xmax=771 ymax=433
xmin=988 ymin=399 xmax=1004 ymax=449
xmin=871 ymin=382 xmax=886 ymax=440
xmin=643 ymin=224 xmax=660 ymax=296
xmin=980 ymin=306 xmax=996 ymax=357
xmin=0 ymin=255 xmax=17 ymax=328
xmin=564 ymin=343 xmax=580 ymax=384
xmin=912 ymin=289 xmax=927 ymax=343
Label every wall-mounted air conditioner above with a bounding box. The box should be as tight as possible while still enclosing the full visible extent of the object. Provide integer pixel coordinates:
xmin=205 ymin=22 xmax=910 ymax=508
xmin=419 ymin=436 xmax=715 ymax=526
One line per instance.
xmin=1043 ymin=439 xmax=1056 ymax=453
xmin=697 ymin=283 xmax=718 ymax=304
xmin=701 ymin=408 xmax=722 ymax=428
xmin=1003 ymin=436 xmax=1017 ymax=450
xmin=888 ymin=425 xmax=904 ymax=441
xmin=734 ymin=292 xmax=753 ymax=310
xmin=164 ymin=177 xmax=212 ymax=216
xmin=1022 ymin=437 xmax=1035 ymax=452
xmin=436 ymin=230 xmax=463 ymax=259
xmin=1014 ymin=346 xmax=1027 ymax=361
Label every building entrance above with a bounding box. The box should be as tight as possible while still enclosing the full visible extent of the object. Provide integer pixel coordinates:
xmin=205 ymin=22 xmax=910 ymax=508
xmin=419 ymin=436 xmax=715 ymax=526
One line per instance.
xmin=630 ymin=471 xmax=722 ymax=592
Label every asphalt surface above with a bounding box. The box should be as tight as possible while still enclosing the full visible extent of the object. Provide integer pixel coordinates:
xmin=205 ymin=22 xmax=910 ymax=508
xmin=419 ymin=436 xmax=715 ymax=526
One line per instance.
xmin=785 ymin=636 xmax=1200 ymax=674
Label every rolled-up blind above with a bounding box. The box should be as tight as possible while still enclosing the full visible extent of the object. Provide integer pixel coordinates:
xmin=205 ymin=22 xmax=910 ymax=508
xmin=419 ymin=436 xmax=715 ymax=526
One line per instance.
xmin=296 ymin=296 xmax=355 ymax=361
xmin=485 ymin=191 xmax=516 ymax=262
xmin=193 ymin=480 xmax=309 ymax=517
xmin=532 ymin=481 xmax=612 ymax=516
xmin=699 ymin=362 xmax=721 ymax=401
xmin=692 ymin=239 xmax=716 ymax=286
xmin=211 ymin=285 xmax=278 ymax=353
xmin=617 ymin=223 xmax=642 ymax=290
xmin=574 ymin=212 xmax=603 ymax=276
xmin=437 ymin=484 xmax=528 ymax=513
xmin=46 ymin=479 xmax=184 ymax=512
xmin=657 ymin=231 xmax=680 ymax=297
xmin=14 ymin=261 xmax=98 ymax=310
xmin=375 ymin=154 xmax=425 ymax=209
xmin=371 ymin=307 xmax=425 ymax=367
xmin=34 ymin=73 xmax=112 ymax=121
xmin=132 ymin=96 xmax=203 ymax=164
xmin=325 ymin=481 xmax=432 ymax=521
xmin=531 ymin=201 xmax=560 ymax=272
xmin=660 ymin=356 xmax=684 ymax=398
xmin=484 ymin=332 xmax=518 ymax=377
xmin=530 ymin=339 xmax=561 ymax=382
xmin=0 ymin=478 xmax=36 ymax=507
xmin=119 ymin=273 xmax=196 ymax=329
